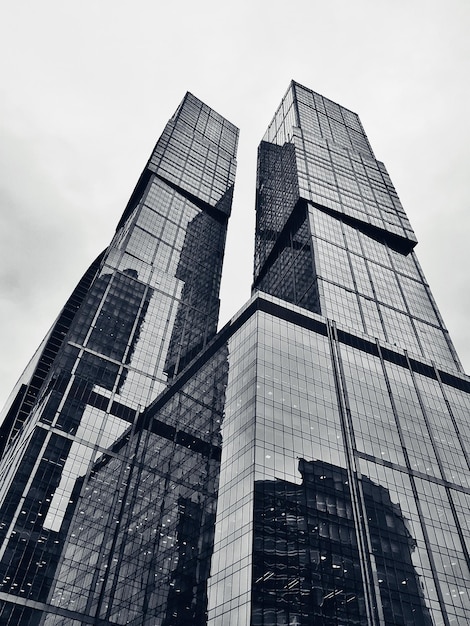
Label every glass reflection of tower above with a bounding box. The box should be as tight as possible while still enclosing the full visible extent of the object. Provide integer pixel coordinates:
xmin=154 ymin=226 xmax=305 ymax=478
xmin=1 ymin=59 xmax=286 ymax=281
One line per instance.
xmin=0 ymin=92 xmax=238 ymax=625
xmin=253 ymin=459 xmax=432 ymax=625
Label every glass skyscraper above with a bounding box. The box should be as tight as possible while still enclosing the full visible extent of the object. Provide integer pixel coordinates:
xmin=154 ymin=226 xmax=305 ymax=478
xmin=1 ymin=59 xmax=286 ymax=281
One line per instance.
xmin=0 ymin=82 xmax=469 ymax=626
xmin=0 ymin=92 xmax=238 ymax=624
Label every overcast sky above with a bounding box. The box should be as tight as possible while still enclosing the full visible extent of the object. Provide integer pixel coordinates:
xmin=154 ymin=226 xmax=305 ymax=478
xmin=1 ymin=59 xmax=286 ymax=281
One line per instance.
xmin=0 ymin=0 xmax=469 ymax=408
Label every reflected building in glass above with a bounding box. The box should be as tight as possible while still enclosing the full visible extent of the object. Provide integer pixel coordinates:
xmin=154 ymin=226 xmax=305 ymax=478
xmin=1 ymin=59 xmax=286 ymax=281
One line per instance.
xmin=1 ymin=82 xmax=470 ymax=626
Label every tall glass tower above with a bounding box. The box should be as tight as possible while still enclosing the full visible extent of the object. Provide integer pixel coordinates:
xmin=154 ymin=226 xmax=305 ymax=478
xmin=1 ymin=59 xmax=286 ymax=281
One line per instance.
xmin=0 ymin=93 xmax=238 ymax=625
xmin=215 ymin=81 xmax=469 ymax=626
xmin=0 ymin=82 xmax=469 ymax=626
xmin=205 ymin=83 xmax=470 ymax=626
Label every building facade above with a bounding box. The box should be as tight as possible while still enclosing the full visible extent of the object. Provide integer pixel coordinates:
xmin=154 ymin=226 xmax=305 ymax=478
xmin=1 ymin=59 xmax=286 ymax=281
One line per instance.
xmin=0 ymin=92 xmax=238 ymax=625
xmin=0 ymin=83 xmax=469 ymax=626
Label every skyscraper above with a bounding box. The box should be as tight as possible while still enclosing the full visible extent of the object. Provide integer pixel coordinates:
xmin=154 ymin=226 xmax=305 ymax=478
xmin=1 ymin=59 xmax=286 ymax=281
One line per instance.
xmin=207 ymin=83 xmax=469 ymax=625
xmin=1 ymin=82 xmax=469 ymax=626
xmin=0 ymin=92 xmax=238 ymax=625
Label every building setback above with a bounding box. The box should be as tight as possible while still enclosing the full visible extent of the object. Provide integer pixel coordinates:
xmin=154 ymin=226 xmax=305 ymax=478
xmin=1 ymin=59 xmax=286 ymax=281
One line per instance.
xmin=0 ymin=82 xmax=469 ymax=625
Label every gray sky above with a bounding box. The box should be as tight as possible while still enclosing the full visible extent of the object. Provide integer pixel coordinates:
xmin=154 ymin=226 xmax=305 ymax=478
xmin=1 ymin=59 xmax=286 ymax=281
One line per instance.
xmin=1 ymin=0 xmax=469 ymax=408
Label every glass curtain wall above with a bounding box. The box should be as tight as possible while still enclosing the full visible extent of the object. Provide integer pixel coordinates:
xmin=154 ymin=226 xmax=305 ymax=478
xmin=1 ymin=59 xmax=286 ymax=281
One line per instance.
xmin=0 ymin=93 xmax=238 ymax=625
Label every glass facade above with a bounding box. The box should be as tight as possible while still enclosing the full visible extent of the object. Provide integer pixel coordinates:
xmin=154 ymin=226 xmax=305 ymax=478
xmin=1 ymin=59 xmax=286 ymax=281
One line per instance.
xmin=255 ymin=82 xmax=461 ymax=373
xmin=0 ymin=82 xmax=469 ymax=626
xmin=208 ymin=295 xmax=470 ymax=626
xmin=0 ymin=93 xmax=238 ymax=624
xmin=246 ymin=82 xmax=469 ymax=625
